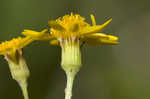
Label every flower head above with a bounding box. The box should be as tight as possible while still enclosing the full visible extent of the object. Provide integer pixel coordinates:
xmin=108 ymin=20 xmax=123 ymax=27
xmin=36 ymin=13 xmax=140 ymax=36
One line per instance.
xmin=22 ymin=13 xmax=118 ymax=45
xmin=21 ymin=13 xmax=119 ymax=72
xmin=0 ymin=36 xmax=33 ymax=99
xmin=48 ymin=13 xmax=118 ymax=45
xmin=0 ymin=36 xmax=33 ymax=62
xmin=48 ymin=14 xmax=119 ymax=99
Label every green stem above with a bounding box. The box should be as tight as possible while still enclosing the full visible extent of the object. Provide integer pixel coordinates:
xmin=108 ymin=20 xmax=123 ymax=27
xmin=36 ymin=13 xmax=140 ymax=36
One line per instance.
xmin=20 ymin=80 xmax=29 ymax=99
xmin=65 ymin=71 xmax=75 ymax=99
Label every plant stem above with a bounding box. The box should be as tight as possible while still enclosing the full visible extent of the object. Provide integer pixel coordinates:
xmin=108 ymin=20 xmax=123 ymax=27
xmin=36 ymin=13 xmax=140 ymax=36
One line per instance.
xmin=60 ymin=38 xmax=81 ymax=99
xmin=20 ymin=80 xmax=29 ymax=99
xmin=65 ymin=71 xmax=75 ymax=99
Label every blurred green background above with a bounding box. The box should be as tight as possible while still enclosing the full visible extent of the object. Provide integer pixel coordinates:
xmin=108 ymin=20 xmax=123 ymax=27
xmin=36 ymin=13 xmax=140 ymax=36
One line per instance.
xmin=0 ymin=0 xmax=150 ymax=99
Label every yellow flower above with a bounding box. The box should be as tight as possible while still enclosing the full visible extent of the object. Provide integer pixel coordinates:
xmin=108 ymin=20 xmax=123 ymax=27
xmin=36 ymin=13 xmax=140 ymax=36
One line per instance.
xmin=48 ymin=13 xmax=118 ymax=45
xmin=0 ymin=36 xmax=33 ymax=57
xmin=0 ymin=36 xmax=33 ymax=99
xmin=21 ymin=13 xmax=119 ymax=75
xmin=22 ymin=13 xmax=118 ymax=45
xmin=22 ymin=13 xmax=119 ymax=72
xmin=48 ymin=13 xmax=119 ymax=99
xmin=21 ymin=13 xmax=119 ymax=99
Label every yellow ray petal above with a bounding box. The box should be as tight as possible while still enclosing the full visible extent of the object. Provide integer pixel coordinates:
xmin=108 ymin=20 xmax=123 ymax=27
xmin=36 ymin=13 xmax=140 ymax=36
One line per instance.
xmin=85 ymin=38 xmax=119 ymax=45
xmin=84 ymin=33 xmax=108 ymax=38
xmin=100 ymin=38 xmax=119 ymax=45
xmin=20 ymin=36 xmax=34 ymax=49
xmin=22 ymin=29 xmax=53 ymax=41
xmin=90 ymin=14 xmax=96 ymax=25
xmin=49 ymin=39 xmax=59 ymax=45
xmin=81 ymin=18 xmax=112 ymax=35
xmin=22 ymin=29 xmax=47 ymax=38
xmin=84 ymin=34 xmax=119 ymax=46
xmin=107 ymin=35 xmax=118 ymax=41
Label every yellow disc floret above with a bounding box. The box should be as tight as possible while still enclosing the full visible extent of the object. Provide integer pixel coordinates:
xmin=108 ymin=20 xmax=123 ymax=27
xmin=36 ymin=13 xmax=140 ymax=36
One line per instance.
xmin=49 ymin=13 xmax=90 ymax=39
